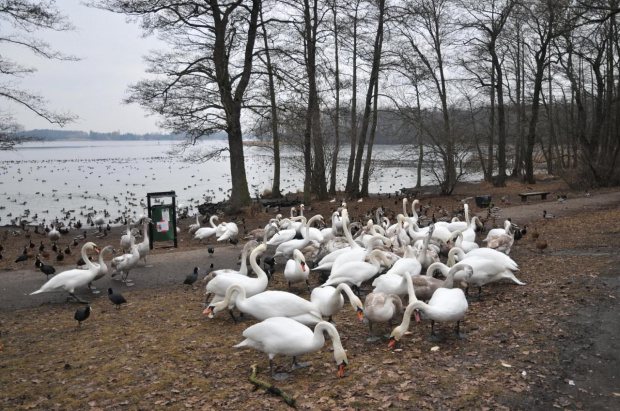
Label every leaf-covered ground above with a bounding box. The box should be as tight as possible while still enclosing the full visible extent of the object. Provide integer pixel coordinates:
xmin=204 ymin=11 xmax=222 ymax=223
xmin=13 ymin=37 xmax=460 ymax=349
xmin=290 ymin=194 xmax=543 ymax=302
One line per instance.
xmin=1 ymin=178 xmax=619 ymax=410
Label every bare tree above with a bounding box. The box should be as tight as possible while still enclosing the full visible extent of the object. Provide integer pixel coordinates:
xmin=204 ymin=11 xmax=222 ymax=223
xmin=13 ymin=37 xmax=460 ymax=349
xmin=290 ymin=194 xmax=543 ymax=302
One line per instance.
xmin=93 ymin=0 xmax=261 ymax=208
xmin=0 ymin=0 xmax=77 ymax=148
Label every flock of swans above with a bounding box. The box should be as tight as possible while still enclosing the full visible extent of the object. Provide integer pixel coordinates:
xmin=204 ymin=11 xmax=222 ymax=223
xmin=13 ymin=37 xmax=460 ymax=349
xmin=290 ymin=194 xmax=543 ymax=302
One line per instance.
xmin=196 ymin=199 xmax=526 ymax=380
xmin=23 ymin=197 xmax=526 ymax=381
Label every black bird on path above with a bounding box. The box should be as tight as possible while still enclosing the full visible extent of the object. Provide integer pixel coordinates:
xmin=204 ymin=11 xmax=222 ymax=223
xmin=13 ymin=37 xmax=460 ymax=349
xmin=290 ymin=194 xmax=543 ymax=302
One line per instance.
xmin=204 ymin=263 xmax=214 ymax=277
xmin=263 ymin=255 xmax=275 ymax=271
xmin=74 ymin=305 xmax=91 ymax=327
xmin=56 ymin=252 xmax=64 ymax=262
xmin=15 ymin=246 xmax=29 ymax=263
xmin=35 ymin=255 xmax=56 ymax=279
xmin=108 ymin=288 xmax=127 ymax=310
xmin=208 ymin=247 xmax=214 ymax=257
xmin=228 ymin=238 xmax=239 ymax=248
xmin=64 ymin=245 xmax=71 ymax=255
xmin=184 ymin=267 xmax=199 ymax=290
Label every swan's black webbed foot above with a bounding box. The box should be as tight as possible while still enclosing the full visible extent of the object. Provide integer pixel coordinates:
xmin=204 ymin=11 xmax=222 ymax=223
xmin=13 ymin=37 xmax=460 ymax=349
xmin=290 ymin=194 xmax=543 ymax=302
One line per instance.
xmin=291 ymin=357 xmax=311 ymax=370
xmin=69 ymin=293 xmax=90 ymax=304
xmin=454 ymin=321 xmax=468 ymax=339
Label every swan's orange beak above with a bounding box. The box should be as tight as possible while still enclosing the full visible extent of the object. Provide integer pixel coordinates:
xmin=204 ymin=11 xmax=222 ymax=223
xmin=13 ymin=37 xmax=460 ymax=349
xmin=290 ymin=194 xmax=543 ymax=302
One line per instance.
xmin=356 ymin=307 xmax=364 ymax=321
xmin=388 ymin=337 xmax=397 ymax=348
xmin=414 ymin=310 xmax=421 ymax=323
xmin=93 ymin=246 xmax=101 ymax=253
xmin=337 ymin=362 xmax=346 ymax=378
xmin=301 ymin=261 xmax=306 ymax=272
xmin=203 ymin=307 xmax=213 ymax=315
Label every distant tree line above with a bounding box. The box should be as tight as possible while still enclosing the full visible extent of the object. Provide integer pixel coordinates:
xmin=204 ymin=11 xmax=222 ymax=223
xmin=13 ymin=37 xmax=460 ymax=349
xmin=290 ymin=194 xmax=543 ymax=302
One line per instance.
xmin=13 ymin=129 xmax=227 ymax=141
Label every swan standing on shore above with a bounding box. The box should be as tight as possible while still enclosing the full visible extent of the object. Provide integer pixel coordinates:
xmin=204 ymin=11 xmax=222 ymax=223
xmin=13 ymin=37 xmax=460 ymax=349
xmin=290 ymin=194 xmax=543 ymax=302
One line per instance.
xmin=389 ymin=264 xmax=473 ymax=345
xmin=284 ymin=249 xmax=310 ymax=291
xmin=310 ymin=283 xmax=365 ymax=323
xmin=234 ymin=317 xmax=348 ymax=380
xmin=30 ymin=242 xmax=101 ymax=303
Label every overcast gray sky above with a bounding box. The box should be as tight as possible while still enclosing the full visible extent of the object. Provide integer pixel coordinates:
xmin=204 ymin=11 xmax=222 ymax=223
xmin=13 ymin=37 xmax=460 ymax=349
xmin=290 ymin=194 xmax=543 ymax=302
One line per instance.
xmin=4 ymin=0 xmax=164 ymax=134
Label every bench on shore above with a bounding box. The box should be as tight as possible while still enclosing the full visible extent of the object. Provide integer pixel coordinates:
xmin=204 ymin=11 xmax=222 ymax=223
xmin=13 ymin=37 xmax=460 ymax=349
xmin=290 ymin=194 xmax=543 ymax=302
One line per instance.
xmin=519 ymin=191 xmax=550 ymax=202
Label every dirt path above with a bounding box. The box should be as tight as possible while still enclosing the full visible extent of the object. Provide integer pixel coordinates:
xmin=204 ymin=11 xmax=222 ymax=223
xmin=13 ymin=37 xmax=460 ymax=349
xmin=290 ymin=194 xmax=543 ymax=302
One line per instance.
xmin=2 ymin=190 xmax=619 ymax=313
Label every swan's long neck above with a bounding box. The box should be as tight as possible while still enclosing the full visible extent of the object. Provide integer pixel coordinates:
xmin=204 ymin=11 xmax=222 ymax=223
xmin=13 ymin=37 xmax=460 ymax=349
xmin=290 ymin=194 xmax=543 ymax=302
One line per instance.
xmin=411 ymin=200 xmax=420 ymax=221
xmin=464 ymin=204 xmax=471 ymax=226
xmin=239 ymin=244 xmax=251 ymax=274
xmin=249 ymin=245 xmax=268 ymax=283
xmin=214 ymin=284 xmax=246 ymax=312
xmin=403 ymin=271 xmax=416 ymax=302
xmin=417 ymin=228 xmax=433 ymax=265
xmin=142 ymin=219 xmax=150 ymax=241
xmin=82 ymin=244 xmax=97 ymax=271
xmin=426 ymin=261 xmax=449 ymax=277
xmin=337 ymin=283 xmax=363 ymax=311
xmin=447 ymin=247 xmax=465 ymax=266
xmin=369 ymin=249 xmax=391 ymax=270
xmin=402 ymin=199 xmax=408 ymax=217
xmin=314 ymin=322 xmax=346 ymax=364
xmin=450 ymin=231 xmax=464 ymax=247
xmin=98 ymin=246 xmax=109 ymax=271
xmin=393 ymin=301 xmax=427 ymax=339
xmin=341 ymin=210 xmax=359 ymax=248
xmin=365 ymin=234 xmax=390 ymax=254
xmin=209 ymin=216 xmax=218 ymax=228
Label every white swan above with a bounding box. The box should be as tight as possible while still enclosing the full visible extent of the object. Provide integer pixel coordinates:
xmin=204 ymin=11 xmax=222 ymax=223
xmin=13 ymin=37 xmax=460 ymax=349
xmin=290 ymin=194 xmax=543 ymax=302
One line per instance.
xmin=136 ymin=217 xmax=151 ymax=264
xmin=323 ymin=249 xmax=392 ymax=288
xmin=485 ymin=230 xmax=515 ymax=254
xmin=274 ymin=214 xmax=323 ymax=260
xmin=389 ymin=264 xmax=473 ymax=345
xmin=266 ymin=216 xmax=306 ymax=247
xmin=284 ymin=249 xmax=310 ymax=291
xmin=30 ymin=242 xmax=101 ymax=303
xmin=188 ymin=213 xmax=201 ymax=235
xmin=110 ymin=236 xmax=141 ymax=284
xmin=312 ymin=209 xmax=360 ymax=271
xmin=310 ymin=283 xmax=364 ymax=322
xmin=217 ymin=221 xmax=239 ymax=243
xmin=484 ymin=220 xmax=512 ymax=241
xmin=447 ymin=247 xmax=519 ymax=272
xmin=194 ymin=216 xmax=220 ymax=243
xmin=89 ymin=245 xmax=116 ymax=293
xmin=234 ymin=317 xmax=348 ymax=380
xmin=432 ymin=252 xmax=525 ymax=299
xmin=119 ymin=219 xmax=134 ymax=252
xmin=331 ymin=233 xmax=391 ymax=272
xmin=205 ymin=284 xmax=323 ymax=325
xmin=204 ymin=243 xmax=269 ymax=317
xmin=447 ymin=230 xmax=479 ymax=253
xmin=442 ymin=203 xmax=471 ymax=232
xmin=320 ymin=211 xmax=342 ymax=241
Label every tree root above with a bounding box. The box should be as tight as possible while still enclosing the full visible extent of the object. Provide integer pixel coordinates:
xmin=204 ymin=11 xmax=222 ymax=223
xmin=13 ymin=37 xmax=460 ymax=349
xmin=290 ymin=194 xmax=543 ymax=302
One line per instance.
xmin=249 ymin=364 xmax=296 ymax=408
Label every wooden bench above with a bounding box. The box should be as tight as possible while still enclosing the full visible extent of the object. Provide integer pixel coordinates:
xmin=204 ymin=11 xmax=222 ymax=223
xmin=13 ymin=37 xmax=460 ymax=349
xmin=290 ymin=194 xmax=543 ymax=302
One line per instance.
xmin=519 ymin=191 xmax=550 ymax=202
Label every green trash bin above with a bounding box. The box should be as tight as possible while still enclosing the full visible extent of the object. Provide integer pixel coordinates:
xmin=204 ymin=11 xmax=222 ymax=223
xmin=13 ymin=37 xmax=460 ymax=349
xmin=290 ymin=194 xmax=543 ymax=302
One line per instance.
xmin=151 ymin=205 xmax=175 ymax=242
xmin=147 ymin=191 xmax=178 ymax=249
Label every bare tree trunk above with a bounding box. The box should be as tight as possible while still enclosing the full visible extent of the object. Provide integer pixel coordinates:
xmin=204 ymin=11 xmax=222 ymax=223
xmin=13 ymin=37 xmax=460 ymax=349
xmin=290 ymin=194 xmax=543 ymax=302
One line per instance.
xmin=361 ymin=77 xmax=379 ymax=196
xmin=260 ymin=7 xmax=282 ymax=198
xmin=345 ymin=2 xmax=360 ymax=192
xmin=329 ymin=1 xmax=341 ymax=195
xmin=351 ymin=0 xmax=385 ymax=196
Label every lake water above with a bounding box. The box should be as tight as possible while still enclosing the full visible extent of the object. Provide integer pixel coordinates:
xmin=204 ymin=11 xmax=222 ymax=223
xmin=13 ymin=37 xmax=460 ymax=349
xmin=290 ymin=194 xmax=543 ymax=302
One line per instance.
xmin=0 ymin=140 xmax=477 ymax=227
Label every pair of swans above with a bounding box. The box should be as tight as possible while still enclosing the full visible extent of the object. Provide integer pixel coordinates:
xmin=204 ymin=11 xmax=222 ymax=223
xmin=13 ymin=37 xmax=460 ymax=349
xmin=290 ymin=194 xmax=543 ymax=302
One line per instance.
xmin=194 ymin=216 xmax=222 ymax=243
xmin=388 ymin=263 xmax=473 ymax=346
xmin=322 ymin=249 xmax=392 ymax=288
xmin=111 ymin=236 xmax=141 ymax=285
xmin=273 ymin=214 xmax=323 ymax=260
xmin=439 ymin=247 xmax=525 ymax=298
xmin=205 ymin=280 xmax=364 ymax=326
xmin=30 ymin=242 xmax=101 ymax=303
xmin=204 ymin=244 xmax=269 ymax=321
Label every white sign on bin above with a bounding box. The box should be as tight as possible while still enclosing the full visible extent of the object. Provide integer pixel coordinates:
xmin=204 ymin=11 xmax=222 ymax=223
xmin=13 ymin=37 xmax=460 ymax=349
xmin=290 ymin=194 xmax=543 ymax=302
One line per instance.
xmin=157 ymin=208 xmax=170 ymax=232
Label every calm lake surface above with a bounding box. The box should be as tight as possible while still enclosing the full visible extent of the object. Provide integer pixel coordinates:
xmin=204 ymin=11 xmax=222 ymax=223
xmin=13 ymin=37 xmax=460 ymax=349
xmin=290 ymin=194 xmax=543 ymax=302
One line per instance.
xmin=0 ymin=140 xmax=475 ymax=227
